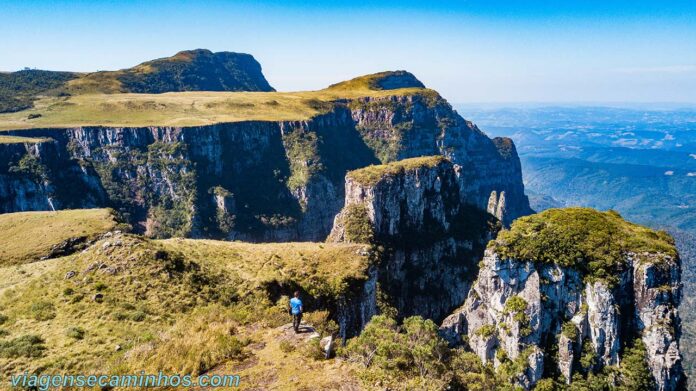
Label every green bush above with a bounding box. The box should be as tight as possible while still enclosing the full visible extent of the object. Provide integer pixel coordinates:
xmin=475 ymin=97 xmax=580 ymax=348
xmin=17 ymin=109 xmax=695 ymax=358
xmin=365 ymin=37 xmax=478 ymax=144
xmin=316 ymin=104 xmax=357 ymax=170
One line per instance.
xmin=342 ymin=204 xmax=374 ymax=243
xmin=562 ymin=322 xmax=579 ymax=341
xmin=0 ymin=335 xmax=46 ymax=358
xmin=279 ymin=340 xmax=295 ymax=353
xmin=30 ymin=301 xmax=56 ymax=321
xmin=0 ymin=313 xmax=8 ymax=325
xmin=66 ymin=327 xmax=85 ymax=340
xmin=340 ymin=315 xmax=448 ymax=386
xmin=130 ymin=311 xmax=147 ymax=322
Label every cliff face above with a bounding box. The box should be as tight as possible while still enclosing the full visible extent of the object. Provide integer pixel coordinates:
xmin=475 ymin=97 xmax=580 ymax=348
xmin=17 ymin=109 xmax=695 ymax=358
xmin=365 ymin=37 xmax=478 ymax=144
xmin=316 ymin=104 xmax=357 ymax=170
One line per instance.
xmin=350 ymin=94 xmax=531 ymax=225
xmin=0 ymin=82 xmax=530 ymax=240
xmin=440 ymin=209 xmax=684 ymax=390
xmin=328 ymin=156 xmax=498 ymax=322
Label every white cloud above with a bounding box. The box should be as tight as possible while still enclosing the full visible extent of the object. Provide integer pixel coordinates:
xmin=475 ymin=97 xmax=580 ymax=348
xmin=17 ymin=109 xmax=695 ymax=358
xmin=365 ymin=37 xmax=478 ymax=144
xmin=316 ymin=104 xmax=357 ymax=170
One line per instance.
xmin=688 ymin=172 xmax=696 ymax=177
xmin=690 ymin=154 xmax=696 ymax=160
xmin=664 ymin=171 xmax=674 ymax=176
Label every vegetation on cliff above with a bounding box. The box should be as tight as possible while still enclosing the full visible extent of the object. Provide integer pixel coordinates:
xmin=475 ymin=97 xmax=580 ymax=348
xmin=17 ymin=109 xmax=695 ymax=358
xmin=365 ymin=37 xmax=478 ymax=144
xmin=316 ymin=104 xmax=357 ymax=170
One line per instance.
xmin=493 ymin=208 xmax=677 ymax=285
xmin=346 ymin=155 xmax=449 ymax=187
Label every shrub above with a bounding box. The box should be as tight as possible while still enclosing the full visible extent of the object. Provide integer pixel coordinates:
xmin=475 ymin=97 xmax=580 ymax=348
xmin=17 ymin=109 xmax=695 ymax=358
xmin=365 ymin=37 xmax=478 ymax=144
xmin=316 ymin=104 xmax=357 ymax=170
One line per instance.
xmin=279 ymin=340 xmax=295 ymax=353
xmin=340 ymin=316 xmax=448 ymax=387
xmin=342 ymin=204 xmax=374 ymax=243
xmin=503 ymin=296 xmax=528 ymax=314
xmin=449 ymin=349 xmax=496 ymax=391
xmin=299 ymin=338 xmax=324 ymax=361
xmin=66 ymin=327 xmax=85 ymax=340
xmin=0 ymin=335 xmax=46 ymax=358
xmin=130 ymin=311 xmax=147 ymax=322
xmin=474 ymin=324 xmax=497 ymax=339
xmin=30 ymin=301 xmax=56 ymax=321
xmin=0 ymin=313 xmax=8 ymax=325
xmin=304 ymin=310 xmax=339 ymax=337
xmin=562 ymin=322 xmax=579 ymax=341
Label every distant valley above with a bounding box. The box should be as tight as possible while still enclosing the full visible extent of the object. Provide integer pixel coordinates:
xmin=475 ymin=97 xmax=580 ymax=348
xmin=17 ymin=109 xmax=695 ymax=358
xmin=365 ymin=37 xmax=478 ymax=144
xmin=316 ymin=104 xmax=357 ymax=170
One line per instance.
xmin=459 ymin=104 xmax=696 ymax=382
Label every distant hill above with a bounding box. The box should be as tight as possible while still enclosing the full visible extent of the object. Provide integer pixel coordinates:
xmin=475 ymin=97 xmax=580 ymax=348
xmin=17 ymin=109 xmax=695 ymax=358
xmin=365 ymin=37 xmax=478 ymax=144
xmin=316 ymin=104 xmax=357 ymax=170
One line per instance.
xmin=0 ymin=49 xmax=274 ymax=113
xmin=0 ymin=70 xmax=77 ymax=113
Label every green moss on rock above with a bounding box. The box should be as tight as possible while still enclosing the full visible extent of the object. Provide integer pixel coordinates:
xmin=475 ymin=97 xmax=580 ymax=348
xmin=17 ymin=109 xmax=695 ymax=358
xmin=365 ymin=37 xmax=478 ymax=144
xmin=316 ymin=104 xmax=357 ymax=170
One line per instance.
xmin=493 ymin=208 xmax=677 ymax=285
xmin=346 ymin=156 xmax=448 ymax=187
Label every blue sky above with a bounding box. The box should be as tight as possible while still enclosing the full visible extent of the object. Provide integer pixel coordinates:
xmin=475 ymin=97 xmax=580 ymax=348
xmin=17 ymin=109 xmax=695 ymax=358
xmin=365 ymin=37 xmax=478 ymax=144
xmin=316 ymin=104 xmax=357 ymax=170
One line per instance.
xmin=2 ymin=0 xmax=695 ymax=103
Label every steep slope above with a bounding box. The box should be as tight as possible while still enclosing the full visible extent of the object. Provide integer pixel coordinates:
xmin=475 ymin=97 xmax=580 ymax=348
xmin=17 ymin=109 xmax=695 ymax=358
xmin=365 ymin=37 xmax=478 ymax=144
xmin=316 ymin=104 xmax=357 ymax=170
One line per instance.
xmin=0 ymin=226 xmax=374 ymax=384
xmin=0 ymin=49 xmax=273 ymax=114
xmin=68 ymin=49 xmax=274 ymax=94
xmin=441 ymin=208 xmax=685 ymax=390
xmin=0 ymin=71 xmax=531 ymax=241
xmin=328 ymin=156 xmax=499 ymax=322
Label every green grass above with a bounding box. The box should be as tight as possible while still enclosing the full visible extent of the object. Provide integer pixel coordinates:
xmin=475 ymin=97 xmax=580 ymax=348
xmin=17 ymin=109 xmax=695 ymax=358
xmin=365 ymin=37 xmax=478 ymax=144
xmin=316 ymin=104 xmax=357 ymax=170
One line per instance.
xmin=346 ymin=155 xmax=449 ymax=186
xmin=0 ymin=234 xmax=373 ymax=382
xmin=493 ymin=208 xmax=678 ymax=285
xmin=0 ymin=135 xmax=51 ymax=144
xmin=0 ymin=209 xmax=116 ymax=266
xmin=159 ymin=239 xmax=374 ymax=299
xmin=0 ymin=76 xmax=433 ymax=131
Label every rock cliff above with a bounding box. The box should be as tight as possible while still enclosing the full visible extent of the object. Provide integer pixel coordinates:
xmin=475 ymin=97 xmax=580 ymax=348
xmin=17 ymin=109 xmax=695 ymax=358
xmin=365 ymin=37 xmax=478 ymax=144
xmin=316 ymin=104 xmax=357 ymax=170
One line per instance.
xmin=328 ymin=156 xmax=499 ymax=322
xmin=440 ymin=208 xmax=685 ymax=390
xmin=0 ymin=73 xmax=531 ymax=241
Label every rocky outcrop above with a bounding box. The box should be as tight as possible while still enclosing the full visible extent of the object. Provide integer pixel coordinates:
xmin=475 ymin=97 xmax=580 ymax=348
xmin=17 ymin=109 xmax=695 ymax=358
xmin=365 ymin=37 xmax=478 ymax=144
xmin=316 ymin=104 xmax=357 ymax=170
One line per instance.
xmin=329 ymin=156 xmax=498 ymax=322
xmin=440 ymin=209 xmax=684 ymax=390
xmin=1 ymin=79 xmax=530 ymax=240
xmin=349 ymin=94 xmax=532 ymax=226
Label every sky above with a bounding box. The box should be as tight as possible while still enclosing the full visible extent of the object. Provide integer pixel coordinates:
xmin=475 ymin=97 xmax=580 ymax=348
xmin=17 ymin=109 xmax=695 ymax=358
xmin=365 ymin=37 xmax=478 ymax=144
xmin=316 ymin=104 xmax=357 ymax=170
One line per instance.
xmin=1 ymin=0 xmax=696 ymax=103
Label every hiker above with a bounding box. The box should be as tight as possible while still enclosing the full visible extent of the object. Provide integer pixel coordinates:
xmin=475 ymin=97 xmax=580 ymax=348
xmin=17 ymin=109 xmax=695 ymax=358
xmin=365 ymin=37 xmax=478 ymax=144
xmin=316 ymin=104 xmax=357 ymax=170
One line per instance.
xmin=289 ymin=291 xmax=303 ymax=333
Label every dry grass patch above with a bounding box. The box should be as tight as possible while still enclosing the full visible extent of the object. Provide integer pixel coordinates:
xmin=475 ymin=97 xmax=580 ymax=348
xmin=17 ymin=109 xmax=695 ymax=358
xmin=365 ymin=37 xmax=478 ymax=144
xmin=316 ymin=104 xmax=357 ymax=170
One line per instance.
xmin=0 ymin=209 xmax=116 ymax=266
xmin=159 ymin=239 xmax=374 ymax=299
xmin=0 ymin=86 xmax=431 ymax=131
xmin=0 ymin=135 xmax=51 ymax=144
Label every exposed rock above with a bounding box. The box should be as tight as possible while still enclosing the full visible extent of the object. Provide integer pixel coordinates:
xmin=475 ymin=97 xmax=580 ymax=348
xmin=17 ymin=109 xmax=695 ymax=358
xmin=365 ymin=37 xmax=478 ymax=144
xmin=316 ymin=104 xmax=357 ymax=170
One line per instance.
xmin=0 ymin=84 xmax=530 ymax=241
xmin=440 ymin=213 xmax=684 ymax=391
xmin=330 ymin=157 xmax=498 ymax=322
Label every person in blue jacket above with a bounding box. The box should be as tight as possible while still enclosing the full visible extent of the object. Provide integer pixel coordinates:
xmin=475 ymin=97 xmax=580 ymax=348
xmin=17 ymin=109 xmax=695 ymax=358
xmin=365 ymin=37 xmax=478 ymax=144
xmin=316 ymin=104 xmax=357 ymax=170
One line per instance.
xmin=289 ymin=291 xmax=303 ymax=333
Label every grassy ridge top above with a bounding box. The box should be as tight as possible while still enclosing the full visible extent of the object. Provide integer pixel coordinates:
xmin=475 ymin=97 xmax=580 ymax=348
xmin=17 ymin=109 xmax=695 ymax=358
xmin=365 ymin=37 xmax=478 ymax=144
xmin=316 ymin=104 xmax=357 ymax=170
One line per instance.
xmin=0 ymin=71 xmax=433 ymax=131
xmin=347 ymin=155 xmax=450 ymax=186
xmin=0 ymin=87 xmax=431 ymax=131
xmin=494 ymin=208 xmax=678 ymax=284
xmin=0 ymin=135 xmax=51 ymax=144
xmin=0 ymin=209 xmax=116 ymax=266
xmin=160 ymin=239 xmax=373 ymax=298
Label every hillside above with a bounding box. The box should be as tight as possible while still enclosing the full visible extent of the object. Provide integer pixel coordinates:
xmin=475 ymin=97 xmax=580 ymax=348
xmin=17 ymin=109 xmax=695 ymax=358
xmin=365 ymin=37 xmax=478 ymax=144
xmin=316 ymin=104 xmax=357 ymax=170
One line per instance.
xmin=0 ymin=71 xmax=434 ymax=131
xmin=0 ymin=223 xmax=373 ymax=388
xmin=0 ymin=69 xmax=529 ymax=242
xmin=0 ymin=209 xmax=117 ymax=266
xmin=0 ymin=49 xmax=274 ymax=115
